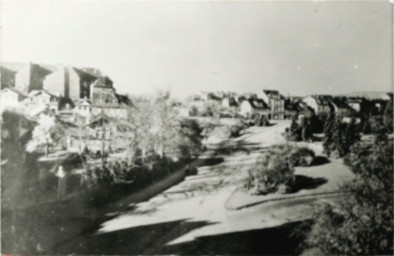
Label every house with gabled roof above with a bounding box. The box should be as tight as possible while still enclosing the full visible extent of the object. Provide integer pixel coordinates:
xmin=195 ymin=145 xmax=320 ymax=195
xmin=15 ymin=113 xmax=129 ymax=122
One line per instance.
xmin=24 ymin=89 xmax=60 ymax=114
xmin=239 ymin=98 xmax=270 ymax=119
xmin=0 ymin=87 xmax=27 ymax=108
xmin=0 ymin=62 xmax=55 ymax=93
xmin=258 ymin=89 xmax=286 ymax=119
xmin=302 ymin=95 xmax=333 ymax=115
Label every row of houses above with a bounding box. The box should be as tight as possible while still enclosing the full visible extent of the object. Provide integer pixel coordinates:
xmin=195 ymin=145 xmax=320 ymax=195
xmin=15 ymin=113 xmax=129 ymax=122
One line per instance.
xmin=188 ymin=90 xmax=393 ymax=120
xmin=0 ymin=62 xmax=132 ymax=124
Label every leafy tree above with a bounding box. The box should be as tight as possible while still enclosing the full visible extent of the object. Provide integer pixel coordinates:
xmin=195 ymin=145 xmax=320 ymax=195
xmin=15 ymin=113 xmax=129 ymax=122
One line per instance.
xmin=285 ymin=119 xmax=302 ymax=141
xmin=323 ymin=115 xmax=360 ymax=158
xmin=303 ymin=134 xmax=393 ymax=255
xmin=322 ymin=113 xmax=335 ymax=156
xmin=26 ymin=114 xmax=65 ymax=155
xmin=301 ymin=118 xmax=313 ymax=142
xmin=127 ymin=92 xmax=202 ymax=164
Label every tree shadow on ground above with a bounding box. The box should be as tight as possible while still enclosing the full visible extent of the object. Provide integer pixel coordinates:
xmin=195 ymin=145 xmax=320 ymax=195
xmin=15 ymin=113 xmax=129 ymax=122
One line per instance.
xmin=311 ymin=156 xmax=330 ymax=166
xmin=200 ymin=157 xmax=224 ymax=167
xmin=211 ymin=140 xmax=268 ymax=155
xmin=288 ymin=175 xmax=328 ymax=194
xmin=52 ymin=219 xmax=217 ymax=255
xmin=160 ymin=220 xmax=309 ymax=255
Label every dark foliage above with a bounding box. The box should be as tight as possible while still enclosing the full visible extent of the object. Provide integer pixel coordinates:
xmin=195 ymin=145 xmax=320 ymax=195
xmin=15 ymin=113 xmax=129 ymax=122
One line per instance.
xmin=323 ymin=114 xmax=360 ymax=158
xmin=303 ymin=133 xmax=393 ymax=255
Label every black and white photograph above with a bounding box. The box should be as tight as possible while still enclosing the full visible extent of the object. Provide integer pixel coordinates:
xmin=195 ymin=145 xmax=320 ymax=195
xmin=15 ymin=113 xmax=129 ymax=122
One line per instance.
xmin=0 ymin=0 xmax=393 ymax=255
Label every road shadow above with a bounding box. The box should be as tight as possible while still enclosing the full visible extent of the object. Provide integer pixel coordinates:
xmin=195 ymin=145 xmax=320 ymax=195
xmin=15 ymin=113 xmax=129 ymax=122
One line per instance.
xmin=200 ymin=157 xmax=224 ymax=167
xmin=289 ymin=175 xmax=328 ymax=194
xmin=311 ymin=156 xmax=330 ymax=166
xmin=52 ymin=219 xmax=217 ymax=255
xmin=160 ymin=220 xmax=309 ymax=255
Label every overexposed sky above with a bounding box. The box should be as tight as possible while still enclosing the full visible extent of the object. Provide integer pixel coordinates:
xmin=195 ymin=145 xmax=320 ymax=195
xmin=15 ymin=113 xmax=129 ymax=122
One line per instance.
xmin=0 ymin=1 xmax=392 ymax=97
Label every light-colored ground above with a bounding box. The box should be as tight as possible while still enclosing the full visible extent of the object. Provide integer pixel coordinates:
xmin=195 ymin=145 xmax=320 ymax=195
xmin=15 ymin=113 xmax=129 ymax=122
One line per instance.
xmin=91 ymin=120 xmax=353 ymax=252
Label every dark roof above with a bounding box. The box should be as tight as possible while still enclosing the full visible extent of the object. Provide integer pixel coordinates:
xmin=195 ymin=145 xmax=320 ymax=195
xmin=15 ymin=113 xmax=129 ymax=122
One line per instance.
xmin=331 ymin=97 xmax=353 ymax=110
xmin=58 ymin=97 xmax=75 ymax=110
xmin=298 ymin=102 xmax=315 ymax=114
xmin=312 ymin=95 xmax=332 ymax=106
xmin=207 ymin=92 xmax=223 ymax=101
xmin=93 ymin=76 xmax=113 ymax=89
xmin=73 ymin=67 xmax=100 ymax=81
xmin=224 ymin=96 xmax=238 ymax=107
xmin=115 ymin=93 xmax=133 ymax=107
xmin=285 ymin=100 xmax=314 ymax=114
xmin=263 ymin=90 xmax=285 ymax=100
xmin=248 ymin=99 xmax=269 ymax=110
xmin=30 ymin=63 xmax=53 ymax=77
xmin=86 ymin=116 xmax=134 ymax=130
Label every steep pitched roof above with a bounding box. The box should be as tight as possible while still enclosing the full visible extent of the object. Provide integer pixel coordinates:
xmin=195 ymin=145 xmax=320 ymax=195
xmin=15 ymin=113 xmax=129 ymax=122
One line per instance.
xmin=92 ymin=76 xmax=113 ymax=89
xmin=28 ymin=89 xmax=59 ymax=99
xmin=73 ymin=67 xmax=100 ymax=81
xmin=263 ymin=89 xmax=285 ymax=100
xmin=224 ymin=96 xmax=238 ymax=107
xmin=115 ymin=93 xmax=133 ymax=107
xmin=248 ymin=98 xmax=269 ymax=110
xmin=58 ymin=97 xmax=75 ymax=110
xmin=312 ymin=95 xmax=332 ymax=106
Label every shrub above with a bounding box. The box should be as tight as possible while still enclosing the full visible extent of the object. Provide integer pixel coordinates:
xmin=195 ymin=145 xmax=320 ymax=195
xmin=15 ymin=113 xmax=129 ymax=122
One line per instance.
xmin=230 ymin=123 xmax=246 ymax=137
xmin=289 ymin=147 xmax=315 ymax=167
xmin=269 ymin=144 xmax=315 ymax=167
xmin=246 ymin=150 xmax=295 ymax=195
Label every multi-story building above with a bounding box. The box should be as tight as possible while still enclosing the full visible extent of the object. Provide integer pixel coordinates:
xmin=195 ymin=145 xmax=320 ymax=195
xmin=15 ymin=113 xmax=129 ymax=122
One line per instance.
xmin=258 ymin=90 xmax=285 ymax=119
xmin=0 ymin=62 xmax=53 ymax=93
xmin=24 ymin=89 xmax=59 ymax=116
xmin=90 ymin=76 xmax=129 ymax=119
xmin=239 ymin=98 xmax=270 ymax=119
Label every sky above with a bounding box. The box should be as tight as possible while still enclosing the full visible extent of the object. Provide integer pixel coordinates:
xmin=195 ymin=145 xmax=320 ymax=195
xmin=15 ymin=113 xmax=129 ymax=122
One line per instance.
xmin=0 ymin=1 xmax=392 ymax=98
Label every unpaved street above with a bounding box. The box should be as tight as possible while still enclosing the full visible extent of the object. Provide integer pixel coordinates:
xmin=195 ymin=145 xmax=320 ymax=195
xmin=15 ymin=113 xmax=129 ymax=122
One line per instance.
xmin=54 ymin=121 xmax=350 ymax=254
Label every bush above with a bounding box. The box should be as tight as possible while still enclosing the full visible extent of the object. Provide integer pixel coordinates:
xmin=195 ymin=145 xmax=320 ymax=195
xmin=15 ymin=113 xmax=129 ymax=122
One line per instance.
xmin=289 ymin=147 xmax=315 ymax=167
xmin=269 ymin=144 xmax=315 ymax=167
xmin=246 ymin=153 xmax=295 ymax=195
xmin=244 ymin=145 xmax=311 ymax=194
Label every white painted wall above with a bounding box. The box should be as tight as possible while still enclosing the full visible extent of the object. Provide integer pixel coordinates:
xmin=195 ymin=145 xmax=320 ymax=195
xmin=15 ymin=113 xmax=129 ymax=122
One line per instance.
xmin=44 ymin=64 xmax=66 ymax=96
xmin=0 ymin=89 xmax=19 ymax=107
xmin=302 ymin=96 xmax=319 ymax=114
xmin=239 ymin=101 xmax=252 ymax=117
